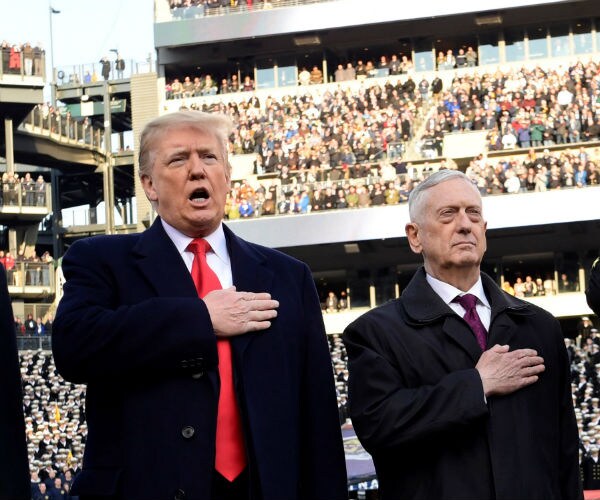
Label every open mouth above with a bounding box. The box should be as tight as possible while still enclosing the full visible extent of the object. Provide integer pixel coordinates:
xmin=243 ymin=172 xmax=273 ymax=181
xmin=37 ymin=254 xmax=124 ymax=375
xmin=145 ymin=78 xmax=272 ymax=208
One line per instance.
xmin=189 ymin=187 xmax=209 ymax=203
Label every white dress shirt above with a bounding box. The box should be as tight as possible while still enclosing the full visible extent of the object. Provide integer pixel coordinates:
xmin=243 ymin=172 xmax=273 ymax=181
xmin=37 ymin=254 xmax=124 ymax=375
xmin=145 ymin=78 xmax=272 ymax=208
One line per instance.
xmin=161 ymin=220 xmax=233 ymax=289
xmin=425 ymin=273 xmax=491 ymax=330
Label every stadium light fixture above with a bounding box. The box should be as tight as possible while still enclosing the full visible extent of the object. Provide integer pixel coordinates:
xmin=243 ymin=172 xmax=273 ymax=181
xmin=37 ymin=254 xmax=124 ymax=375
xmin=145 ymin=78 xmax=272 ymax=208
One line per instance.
xmin=293 ymin=35 xmax=321 ymax=47
xmin=49 ymin=3 xmax=61 ymax=106
xmin=344 ymin=243 xmax=360 ymax=254
xmin=475 ymin=13 xmax=503 ymax=26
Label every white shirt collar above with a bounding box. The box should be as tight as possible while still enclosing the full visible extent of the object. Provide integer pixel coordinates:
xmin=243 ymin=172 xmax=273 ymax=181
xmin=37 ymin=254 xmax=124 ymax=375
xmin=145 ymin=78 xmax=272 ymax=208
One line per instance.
xmin=425 ymin=273 xmax=490 ymax=310
xmin=160 ymin=219 xmax=230 ymax=267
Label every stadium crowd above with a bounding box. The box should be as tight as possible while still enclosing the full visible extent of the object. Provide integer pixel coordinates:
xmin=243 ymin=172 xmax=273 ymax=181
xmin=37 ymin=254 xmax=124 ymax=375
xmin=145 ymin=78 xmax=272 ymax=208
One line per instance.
xmin=420 ymin=59 xmax=600 ymax=156
xmin=220 ymin=145 xmax=599 ymax=219
xmin=18 ymin=316 xmax=600 ymax=497
xmin=165 ymin=52 xmax=417 ymax=98
xmin=169 ymin=0 xmax=347 ymax=18
xmin=166 ymin=58 xmax=600 ymax=161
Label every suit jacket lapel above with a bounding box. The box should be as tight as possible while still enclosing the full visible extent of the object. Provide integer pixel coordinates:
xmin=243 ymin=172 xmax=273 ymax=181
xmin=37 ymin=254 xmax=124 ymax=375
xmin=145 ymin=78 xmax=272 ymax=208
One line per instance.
xmin=223 ymin=225 xmax=274 ymax=358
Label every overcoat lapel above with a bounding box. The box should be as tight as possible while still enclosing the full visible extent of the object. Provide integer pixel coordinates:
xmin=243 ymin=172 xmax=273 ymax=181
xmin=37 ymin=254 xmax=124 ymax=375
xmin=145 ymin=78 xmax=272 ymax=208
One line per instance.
xmin=402 ymin=268 xmax=482 ymax=361
xmin=442 ymin=316 xmax=484 ymax=363
xmin=224 ymin=225 xmax=274 ymax=358
xmin=483 ymin=274 xmax=529 ymax=347
xmin=402 ymin=268 xmax=530 ymax=363
xmin=132 ymin=218 xmax=197 ymax=298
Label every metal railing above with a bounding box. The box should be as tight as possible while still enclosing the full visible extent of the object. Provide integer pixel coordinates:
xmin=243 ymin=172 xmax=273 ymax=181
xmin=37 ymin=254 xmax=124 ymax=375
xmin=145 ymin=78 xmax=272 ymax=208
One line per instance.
xmin=0 ymin=182 xmax=51 ymax=212
xmin=19 ymin=105 xmax=105 ymax=151
xmin=54 ymin=56 xmax=155 ymax=88
xmin=5 ymin=262 xmax=55 ymax=290
xmin=16 ymin=335 xmax=52 ymax=351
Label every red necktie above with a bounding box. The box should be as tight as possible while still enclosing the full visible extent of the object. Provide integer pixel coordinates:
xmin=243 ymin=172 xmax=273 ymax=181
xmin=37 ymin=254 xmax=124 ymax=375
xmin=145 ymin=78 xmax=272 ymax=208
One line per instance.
xmin=187 ymin=238 xmax=246 ymax=481
xmin=454 ymin=293 xmax=487 ymax=351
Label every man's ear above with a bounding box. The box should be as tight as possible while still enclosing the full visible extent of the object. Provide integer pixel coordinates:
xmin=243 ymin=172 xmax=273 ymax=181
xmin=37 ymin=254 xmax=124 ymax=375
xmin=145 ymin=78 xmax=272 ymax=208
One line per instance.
xmin=405 ymin=222 xmax=423 ymax=255
xmin=140 ymin=174 xmax=158 ymax=202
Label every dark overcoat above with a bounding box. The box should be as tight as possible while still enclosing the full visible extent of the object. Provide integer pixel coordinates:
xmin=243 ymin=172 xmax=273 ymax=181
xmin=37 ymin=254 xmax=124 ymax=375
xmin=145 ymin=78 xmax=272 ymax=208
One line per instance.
xmin=52 ymin=219 xmax=347 ymax=500
xmin=0 ymin=264 xmax=30 ymax=499
xmin=344 ymin=268 xmax=581 ymax=500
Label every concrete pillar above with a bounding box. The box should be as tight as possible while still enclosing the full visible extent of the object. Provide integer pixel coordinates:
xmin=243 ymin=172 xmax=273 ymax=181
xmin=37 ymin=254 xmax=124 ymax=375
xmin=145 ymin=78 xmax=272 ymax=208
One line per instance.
xmin=4 ymin=118 xmax=14 ymax=174
xmin=369 ymin=284 xmax=376 ymax=309
xmin=102 ymin=81 xmax=115 ymax=234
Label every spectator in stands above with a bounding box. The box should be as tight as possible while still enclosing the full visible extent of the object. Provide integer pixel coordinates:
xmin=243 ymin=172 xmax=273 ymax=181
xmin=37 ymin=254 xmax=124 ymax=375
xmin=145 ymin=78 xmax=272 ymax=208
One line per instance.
xmin=35 ymin=175 xmax=46 ymax=206
xmin=334 ymin=64 xmax=345 ymax=82
xmin=560 ymin=273 xmax=577 ymax=292
xmin=325 ymin=291 xmax=339 ymax=313
xmin=344 ymin=169 xmax=581 ymax=499
xmin=338 ymin=290 xmax=348 ymax=310
xmin=99 ymin=56 xmax=111 ymax=80
xmin=201 ymin=74 xmax=217 ymax=95
xmin=310 ymin=65 xmax=323 ymax=84
xmin=25 ymin=313 xmax=36 ymax=335
xmin=0 ymin=262 xmax=30 ymax=499
xmin=455 ymin=48 xmax=467 ymax=68
xmin=343 ymin=62 xmax=356 ymax=81
xmin=465 ymin=46 xmax=477 ymax=66
xmin=241 ymin=75 xmax=255 ymax=91
xmin=298 ymin=67 xmax=311 ymax=86
xmin=115 ymin=52 xmax=125 ymax=79
xmin=52 ymin=110 xmax=347 ymax=500
xmin=35 ymin=317 xmax=46 ymax=336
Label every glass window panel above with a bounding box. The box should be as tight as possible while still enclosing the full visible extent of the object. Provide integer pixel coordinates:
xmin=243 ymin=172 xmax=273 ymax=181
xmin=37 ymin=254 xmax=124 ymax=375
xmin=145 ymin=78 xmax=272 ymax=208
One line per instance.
xmin=528 ymin=28 xmax=549 ymax=59
xmin=573 ymin=32 xmax=593 ymax=54
xmin=414 ymin=50 xmax=434 ymax=72
xmin=573 ymin=19 xmax=593 ymax=55
xmin=478 ymin=34 xmax=499 ymax=65
xmin=256 ymin=67 xmax=275 ymax=90
xmin=277 ymin=66 xmax=296 ymax=87
xmin=505 ymin=28 xmax=526 ymax=62
xmin=550 ymin=25 xmax=571 ymax=57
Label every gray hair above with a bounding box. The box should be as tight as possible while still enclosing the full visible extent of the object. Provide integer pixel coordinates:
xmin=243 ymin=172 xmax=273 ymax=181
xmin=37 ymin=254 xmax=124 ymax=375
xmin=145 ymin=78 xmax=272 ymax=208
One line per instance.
xmin=408 ymin=169 xmax=477 ymax=222
xmin=138 ymin=110 xmax=233 ymax=178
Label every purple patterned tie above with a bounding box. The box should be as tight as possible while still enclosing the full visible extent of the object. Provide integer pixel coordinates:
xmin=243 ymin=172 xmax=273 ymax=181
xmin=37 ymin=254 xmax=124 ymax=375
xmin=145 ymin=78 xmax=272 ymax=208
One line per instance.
xmin=454 ymin=294 xmax=487 ymax=350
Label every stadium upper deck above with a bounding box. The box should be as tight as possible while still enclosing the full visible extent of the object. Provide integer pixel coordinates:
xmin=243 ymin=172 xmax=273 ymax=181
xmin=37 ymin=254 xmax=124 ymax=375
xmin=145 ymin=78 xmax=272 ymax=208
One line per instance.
xmin=153 ymin=0 xmax=600 ymax=85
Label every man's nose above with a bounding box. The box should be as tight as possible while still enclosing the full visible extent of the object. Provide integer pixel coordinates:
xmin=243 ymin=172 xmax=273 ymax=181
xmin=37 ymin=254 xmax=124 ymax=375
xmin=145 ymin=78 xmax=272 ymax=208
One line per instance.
xmin=188 ymin=154 xmax=206 ymax=179
xmin=456 ymin=211 xmax=472 ymax=232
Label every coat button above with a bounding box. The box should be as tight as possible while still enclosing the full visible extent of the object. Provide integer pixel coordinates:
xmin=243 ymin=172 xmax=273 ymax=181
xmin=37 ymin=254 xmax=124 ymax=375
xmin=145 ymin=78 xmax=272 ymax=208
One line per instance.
xmin=181 ymin=426 xmax=195 ymax=439
xmin=174 ymin=489 xmax=186 ymax=500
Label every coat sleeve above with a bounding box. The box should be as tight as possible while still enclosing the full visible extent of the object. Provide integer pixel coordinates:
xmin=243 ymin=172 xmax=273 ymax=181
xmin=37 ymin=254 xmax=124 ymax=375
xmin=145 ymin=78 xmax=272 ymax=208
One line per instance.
xmin=52 ymin=238 xmax=218 ymax=384
xmin=586 ymin=257 xmax=600 ymax=316
xmin=343 ymin=313 xmax=489 ymax=454
xmin=0 ymin=264 xmax=31 ymax=500
xmin=298 ymin=264 xmax=348 ymax=500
